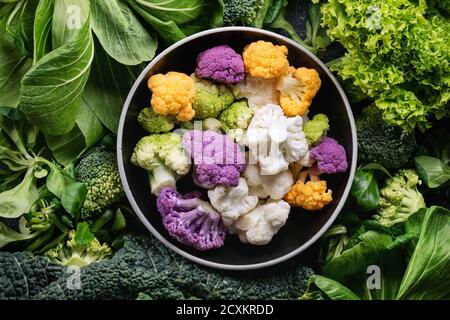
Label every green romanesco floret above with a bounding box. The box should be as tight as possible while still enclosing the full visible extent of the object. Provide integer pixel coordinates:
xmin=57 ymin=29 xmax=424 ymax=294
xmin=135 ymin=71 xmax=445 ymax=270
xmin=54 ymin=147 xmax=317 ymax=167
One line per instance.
xmin=374 ymin=169 xmax=425 ymax=227
xmin=75 ymin=147 xmax=123 ymax=219
xmin=191 ymin=74 xmax=234 ymax=119
xmin=137 ymin=107 xmax=175 ymax=134
xmin=356 ymin=105 xmax=417 ymax=169
xmin=218 ymin=100 xmax=253 ymax=144
xmin=303 ymin=114 xmax=329 ymax=146
xmin=131 ymin=133 xmax=190 ymax=194
xmin=45 ymin=230 xmax=112 ymax=268
xmin=223 ymin=0 xmax=265 ymax=25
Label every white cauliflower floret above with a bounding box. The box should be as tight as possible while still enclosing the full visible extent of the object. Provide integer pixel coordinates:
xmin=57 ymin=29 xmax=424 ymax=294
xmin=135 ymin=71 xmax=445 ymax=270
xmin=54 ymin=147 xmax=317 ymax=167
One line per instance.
xmin=234 ymin=199 xmax=290 ymax=245
xmin=245 ymin=104 xmax=308 ymax=175
xmin=244 ymin=164 xmax=293 ymax=200
xmin=208 ymin=178 xmax=258 ymax=227
xmin=233 ymin=76 xmax=279 ymax=111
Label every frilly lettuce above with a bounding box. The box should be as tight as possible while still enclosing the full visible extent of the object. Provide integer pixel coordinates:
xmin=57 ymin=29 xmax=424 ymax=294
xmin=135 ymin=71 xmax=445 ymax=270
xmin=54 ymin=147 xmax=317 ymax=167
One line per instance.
xmin=321 ymin=0 xmax=450 ymax=131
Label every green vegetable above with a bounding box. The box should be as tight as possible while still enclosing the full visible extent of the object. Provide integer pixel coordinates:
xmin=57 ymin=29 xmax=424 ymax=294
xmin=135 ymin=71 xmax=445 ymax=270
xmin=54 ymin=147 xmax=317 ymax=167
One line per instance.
xmin=8 ymin=234 xmax=312 ymax=300
xmin=397 ymin=206 xmax=450 ymax=299
xmin=90 ymin=0 xmax=157 ymax=66
xmin=303 ymin=113 xmax=329 ymax=146
xmin=351 ymin=168 xmax=380 ymax=212
xmin=356 ymin=105 xmax=417 ymax=169
xmin=223 ymin=0 xmax=265 ymax=25
xmin=321 ymin=0 xmax=450 ymax=131
xmin=61 ymin=182 xmax=87 ymax=219
xmin=19 ymin=0 xmax=94 ymax=135
xmin=414 ymin=155 xmax=450 ymax=188
xmin=304 ymin=2 xmax=332 ymax=50
xmin=0 ymin=19 xmax=32 ymax=108
xmin=45 ymin=223 xmax=112 ymax=268
xmin=219 ymin=100 xmax=252 ymax=131
xmin=312 ymin=206 xmax=450 ymax=300
xmin=127 ymin=0 xmax=224 ymax=44
xmin=131 ymin=133 xmax=190 ymax=194
xmin=33 ymin=0 xmax=54 ymax=64
xmin=0 ymin=220 xmax=38 ymax=249
xmin=192 ymin=75 xmax=234 ymax=119
xmin=374 ymin=169 xmax=426 ymax=227
xmin=137 ymin=107 xmax=175 ymax=134
xmin=75 ymin=146 xmax=123 ymax=220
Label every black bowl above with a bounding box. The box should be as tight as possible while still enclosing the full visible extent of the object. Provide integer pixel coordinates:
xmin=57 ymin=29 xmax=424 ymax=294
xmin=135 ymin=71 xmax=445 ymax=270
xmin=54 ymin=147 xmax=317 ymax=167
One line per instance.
xmin=117 ymin=27 xmax=357 ymax=270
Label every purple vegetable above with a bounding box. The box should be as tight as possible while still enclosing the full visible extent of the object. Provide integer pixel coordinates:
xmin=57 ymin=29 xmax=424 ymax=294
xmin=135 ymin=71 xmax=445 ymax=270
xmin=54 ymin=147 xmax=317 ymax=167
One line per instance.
xmin=195 ymin=45 xmax=244 ymax=84
xmin=310 ymin=137 xmax=348 ymax=174
xmin=156 ymin=187 xmax=226 ymax=250
xmin=182 ymin=130 xmax=246 ymax=189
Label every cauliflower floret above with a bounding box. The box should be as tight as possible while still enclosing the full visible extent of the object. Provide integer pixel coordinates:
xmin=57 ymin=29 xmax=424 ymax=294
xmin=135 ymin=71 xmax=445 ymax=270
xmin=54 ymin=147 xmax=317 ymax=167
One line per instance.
xmin=243 ymin=40 xmax=290 ymax=79
xmin=284 ymin=170 xmax=333 ymax=211
xmin=148 ymin=72 xmax=196 ymax=121
xmin=137 ymin=107 xmax=175 ymax=134
xmin=245 ymin=104 xmax=308 ymax=175
xmin=277 ymin=67 xmax=321 ymax=117
xmin=191 ymin=74 xmax=234 ymax=119
xmin=232 ymin=76 xmax=279 ymax=111
xmin=234 ymin=199 xmax=290 ymax=245
xmin=303 ymin=113 xmax=329 ymax=146
xmin=244 ymin=164 xmax=293 ymax=200
xmin=219 ymin=100 xmax=253 ymax=145
xmin=208 ymin=178 xmax=258 ymax=227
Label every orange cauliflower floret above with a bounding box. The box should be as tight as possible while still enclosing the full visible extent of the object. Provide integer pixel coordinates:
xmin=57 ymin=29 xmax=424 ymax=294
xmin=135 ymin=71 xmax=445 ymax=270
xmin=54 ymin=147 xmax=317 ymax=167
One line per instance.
xmin=284 ymin=170 xmax=332 ymax=211
xmin=148 ymin=72 xmax=196 ymax=121
xmin=243 ymin=41 xmax=289 ymax=79
xmin=277 ymin=67 xmax=321 ymax=117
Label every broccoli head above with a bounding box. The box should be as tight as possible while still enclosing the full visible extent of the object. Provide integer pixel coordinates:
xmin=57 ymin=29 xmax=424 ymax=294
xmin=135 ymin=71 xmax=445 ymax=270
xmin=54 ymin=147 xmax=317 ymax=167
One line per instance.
xmin=45 ymin=229 xmax=112 ymax=268
xmin=137 ymin=107 xmax=175 ymax=134
xmin=374 ymin=169 xmax=426 ymax=227
xmin=75 ymin=147 xmax=123 ymax=219
xmin=223 ymin=0 xmax=265 ymax=25
xmin=356 ymin=105 xmax=416 ymax=169
xmin=191 ymin=74 xmax=234 ymax=119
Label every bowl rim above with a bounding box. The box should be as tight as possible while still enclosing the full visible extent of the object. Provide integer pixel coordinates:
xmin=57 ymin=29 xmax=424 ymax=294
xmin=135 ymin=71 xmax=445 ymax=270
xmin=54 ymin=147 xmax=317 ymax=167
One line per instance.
xmin=117 ymin=26 xmax=358 ymax=271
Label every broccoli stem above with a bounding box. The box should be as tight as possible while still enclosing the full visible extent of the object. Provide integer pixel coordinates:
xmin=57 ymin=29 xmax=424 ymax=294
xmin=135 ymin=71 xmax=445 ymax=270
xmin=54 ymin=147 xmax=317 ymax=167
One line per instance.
xmin=148 ymin=166 xmax=177 ymax=195
xmin=399 ymin=187 xmax=425 ymax=214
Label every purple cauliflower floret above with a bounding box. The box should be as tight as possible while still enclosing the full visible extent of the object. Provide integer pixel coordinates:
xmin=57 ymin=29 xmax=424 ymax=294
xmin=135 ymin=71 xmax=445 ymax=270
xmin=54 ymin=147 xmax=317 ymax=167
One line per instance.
xmin=310 ymin=137 xmax=348 ymax=174
xmin=193 ymin=164 xmax=241 ymax=189
xmin=195 ymin=45 xmax=244 ymax=84
xmin=182 ymin=130 xmax=246 ymax=189
xmin=156 ymin=187 xmax=227 ymax=250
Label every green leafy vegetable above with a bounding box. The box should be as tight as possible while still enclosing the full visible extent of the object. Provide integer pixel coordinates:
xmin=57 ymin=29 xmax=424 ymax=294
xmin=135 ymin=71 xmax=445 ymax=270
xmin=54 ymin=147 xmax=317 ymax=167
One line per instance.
xmin=61 ymin=181 xmax=87 ymax=218
xmin=19 ymin=1 xmax=94 ymax=135
xmin=0 ymin=220 xmax=37 ymax=248
xmin=351 ymin=168 xmax=380 ymax=211
xmin=414 ymin=155 xmax=450 ymax=188
xmin=397 ymin=206 xmax=450 ymax=300
xmin=321 ymin=0 xmax=450 ymax=131
xmin=0 ymin=20 xmax=32 ymax=108
xmin=90 ymin=0 xmax=157 ymax=65
xmin=32 ymin=0 xmax=54 ymax=63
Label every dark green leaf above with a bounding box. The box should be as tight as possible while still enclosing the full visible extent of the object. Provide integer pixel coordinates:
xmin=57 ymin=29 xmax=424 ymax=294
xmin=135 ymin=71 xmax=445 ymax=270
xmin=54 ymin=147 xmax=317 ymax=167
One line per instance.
xmin=90 ymin=0 xmax=157 ymax=65
xmin=313 ymin=275 xmax=360 ymax=300
xmin=351 ymin=169 xmax=380 ymax=211
xmin=19 ymin=1 xmax=94 ymax=135
xmin=0 ymin=20 xmax=32 ymax=108
xmin=414 ymin=155 xmax=450 ymax=188
xmin=33 ymin=0 xmax=54 ymax=63
xmin=0 ymin=220 xmax=38 ymax=248
xmin=397 ymin=206 xmax=450 ymax=300
xmin=61 ymin=181 xmax=87 ymax=217
xmin=74 ymin=221 xmax=94 ymax=245
xmin=5 ymin=0 xmax=38 ymax=56
xmin=360 ymin=163 xmax=392 ymax=177
xmin=264 ymin=0 xmax=283 ymax=25
xmin=46 ymin=164 xmax=74 ymax=198
xmin=82 ymin=41 xmax=140 ymax=133
xmin=45 ymin=98 xmax=105 ymax=165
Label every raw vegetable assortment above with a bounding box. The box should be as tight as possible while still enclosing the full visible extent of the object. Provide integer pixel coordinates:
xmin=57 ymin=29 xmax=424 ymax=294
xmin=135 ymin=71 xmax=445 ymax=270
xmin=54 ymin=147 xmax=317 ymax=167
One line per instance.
xmin=131 ymin=41 xmax=349 ymax=250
